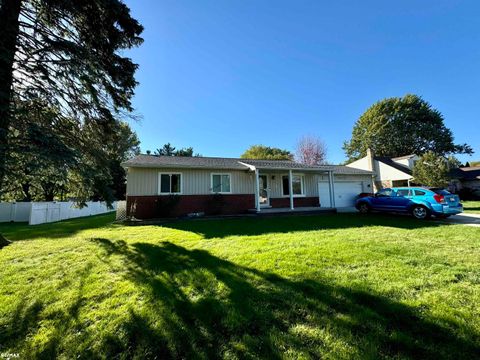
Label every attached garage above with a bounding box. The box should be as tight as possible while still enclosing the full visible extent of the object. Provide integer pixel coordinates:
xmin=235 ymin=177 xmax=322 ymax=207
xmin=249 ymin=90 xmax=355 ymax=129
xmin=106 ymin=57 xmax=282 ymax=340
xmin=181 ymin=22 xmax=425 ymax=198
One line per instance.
xmin=318 ymin=181 xmax=365 ymax=208
xmin=334 ymin=181 xmax=363 ymax=207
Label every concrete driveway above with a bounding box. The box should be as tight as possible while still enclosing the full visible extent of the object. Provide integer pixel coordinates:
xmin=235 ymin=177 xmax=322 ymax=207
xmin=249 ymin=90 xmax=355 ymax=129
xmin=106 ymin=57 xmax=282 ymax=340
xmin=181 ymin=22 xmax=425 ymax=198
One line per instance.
xmin=439 ymin=213 xmax=480 ymax=227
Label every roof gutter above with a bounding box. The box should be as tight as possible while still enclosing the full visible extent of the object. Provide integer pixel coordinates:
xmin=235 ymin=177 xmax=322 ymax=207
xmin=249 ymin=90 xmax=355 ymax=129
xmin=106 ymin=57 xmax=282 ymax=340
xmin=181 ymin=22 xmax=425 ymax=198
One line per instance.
xmin=237 ymin=161 xmax=256 ymax=171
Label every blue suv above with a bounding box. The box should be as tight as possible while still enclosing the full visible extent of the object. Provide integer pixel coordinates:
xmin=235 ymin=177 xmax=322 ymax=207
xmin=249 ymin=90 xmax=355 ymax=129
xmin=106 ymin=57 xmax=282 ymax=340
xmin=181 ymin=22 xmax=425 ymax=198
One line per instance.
xmin=355 ymin=187 xmax=463 ymax=219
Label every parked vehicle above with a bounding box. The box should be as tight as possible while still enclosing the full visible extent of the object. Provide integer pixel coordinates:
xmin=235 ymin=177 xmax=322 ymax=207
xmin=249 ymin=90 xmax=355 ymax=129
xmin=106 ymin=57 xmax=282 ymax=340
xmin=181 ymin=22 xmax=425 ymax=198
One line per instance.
xmin=355 ymin=187 xmax=463 ymax=219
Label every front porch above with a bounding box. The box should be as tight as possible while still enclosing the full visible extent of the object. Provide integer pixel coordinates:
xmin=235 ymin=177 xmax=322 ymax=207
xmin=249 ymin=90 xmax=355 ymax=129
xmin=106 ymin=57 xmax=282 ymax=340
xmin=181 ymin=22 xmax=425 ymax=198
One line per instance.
xmin=238 ymin=162 xmax=336 ymax=213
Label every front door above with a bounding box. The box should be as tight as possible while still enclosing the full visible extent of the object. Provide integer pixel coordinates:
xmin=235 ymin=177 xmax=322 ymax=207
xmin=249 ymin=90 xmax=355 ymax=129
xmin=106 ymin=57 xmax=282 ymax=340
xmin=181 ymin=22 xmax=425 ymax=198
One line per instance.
xmin=259 ymin=175 xmax=270 ymax=206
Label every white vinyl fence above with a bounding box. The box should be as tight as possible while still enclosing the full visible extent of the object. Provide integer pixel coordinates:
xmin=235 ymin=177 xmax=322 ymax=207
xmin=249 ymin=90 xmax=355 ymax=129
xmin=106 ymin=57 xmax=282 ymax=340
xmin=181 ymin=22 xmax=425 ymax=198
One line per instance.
xmin=0 ymin=202 xmax=31 ymax=222
xmin=0 ymin=201 xmax=116 ymax=225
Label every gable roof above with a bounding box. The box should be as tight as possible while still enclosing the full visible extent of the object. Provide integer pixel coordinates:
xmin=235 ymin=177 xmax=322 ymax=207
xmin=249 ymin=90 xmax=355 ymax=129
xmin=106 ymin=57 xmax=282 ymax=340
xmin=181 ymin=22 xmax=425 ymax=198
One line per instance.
xmin=122 ymin=155 xmax=373 ymax=175
xmin=391 ymin=154 xmax=416 ymax=161
xmin=122 ymin=154 xmax=246 ymax=170
xmin=374 ymin=156 xmax=413 ymax=176
xmin=450 ymin=166 xmax=480 ymax=180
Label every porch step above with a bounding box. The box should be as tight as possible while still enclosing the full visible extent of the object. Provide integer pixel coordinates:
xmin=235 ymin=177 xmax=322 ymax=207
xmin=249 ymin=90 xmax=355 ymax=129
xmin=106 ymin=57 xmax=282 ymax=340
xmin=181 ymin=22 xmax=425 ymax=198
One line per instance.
xmin=248 ymin=207 xmax=336 ymax=216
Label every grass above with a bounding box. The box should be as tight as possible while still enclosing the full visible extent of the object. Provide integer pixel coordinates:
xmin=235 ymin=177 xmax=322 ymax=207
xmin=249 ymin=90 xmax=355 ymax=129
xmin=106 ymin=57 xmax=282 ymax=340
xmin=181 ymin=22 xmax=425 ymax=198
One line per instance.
xmin=462 ymin=201 xmax=480 ymax=214
xmin=0 ymin=213 xmax=479 ymax=359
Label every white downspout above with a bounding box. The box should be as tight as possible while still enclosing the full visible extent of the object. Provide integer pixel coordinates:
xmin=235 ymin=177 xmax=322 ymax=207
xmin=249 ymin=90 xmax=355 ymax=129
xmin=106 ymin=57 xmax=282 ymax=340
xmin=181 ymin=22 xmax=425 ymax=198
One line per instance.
xmin=329 ymin=171 xmax=336 ymax=208
xmin=255 ymin=168 xmax=261 ymax=212
xmin=288 ymin=169 xmax=294 ymax=210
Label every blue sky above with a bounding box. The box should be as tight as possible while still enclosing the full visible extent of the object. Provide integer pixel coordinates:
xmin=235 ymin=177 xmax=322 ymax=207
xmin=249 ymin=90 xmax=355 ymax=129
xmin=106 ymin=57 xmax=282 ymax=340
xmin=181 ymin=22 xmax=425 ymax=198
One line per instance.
xmin=126 ymin=0 xmax=480 ymax=164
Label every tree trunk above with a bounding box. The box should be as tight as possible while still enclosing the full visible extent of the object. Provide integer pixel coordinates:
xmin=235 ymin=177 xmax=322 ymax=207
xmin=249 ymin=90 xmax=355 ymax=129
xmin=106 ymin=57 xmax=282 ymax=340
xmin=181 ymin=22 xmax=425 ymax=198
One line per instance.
xmin=0 ymin=234 xmax=11 ymax=249
xmin=21 ymin=182 xmax=32 ymax=201
xmin=0 ymin=0 xmax=22 ymax=197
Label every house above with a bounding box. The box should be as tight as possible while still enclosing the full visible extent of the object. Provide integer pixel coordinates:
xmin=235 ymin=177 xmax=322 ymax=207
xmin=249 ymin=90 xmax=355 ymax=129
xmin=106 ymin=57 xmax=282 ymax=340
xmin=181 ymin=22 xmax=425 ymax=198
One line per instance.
xmin=449 ymin=166 xmax=480 ymax=197
xmin=346 ymin=149 xmax=419 ymax=191
xmin=122 ymin=155 xmax=374 ymax=218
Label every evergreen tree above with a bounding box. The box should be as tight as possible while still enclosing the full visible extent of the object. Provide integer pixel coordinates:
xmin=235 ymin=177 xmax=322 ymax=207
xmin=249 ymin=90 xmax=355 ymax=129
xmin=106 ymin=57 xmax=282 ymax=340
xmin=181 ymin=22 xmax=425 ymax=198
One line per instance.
xmin=154 ymin=144 xmax=201 ymax=157
xmin=0 ymin=0 xmax=143 ymax=196
xmin=413 ymin=152 xmax=450 ymax=187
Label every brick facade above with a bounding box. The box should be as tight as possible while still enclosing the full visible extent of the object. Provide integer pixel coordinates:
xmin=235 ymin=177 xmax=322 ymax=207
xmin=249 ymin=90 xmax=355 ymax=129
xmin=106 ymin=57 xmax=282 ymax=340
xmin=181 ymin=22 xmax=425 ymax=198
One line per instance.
xmin=127 ymin=195 xmax=321 ymax=219
xmin=127 ymin=194 xmax=255 ymax=219
xmin=374 ymin=180 xmax=392 ymax=192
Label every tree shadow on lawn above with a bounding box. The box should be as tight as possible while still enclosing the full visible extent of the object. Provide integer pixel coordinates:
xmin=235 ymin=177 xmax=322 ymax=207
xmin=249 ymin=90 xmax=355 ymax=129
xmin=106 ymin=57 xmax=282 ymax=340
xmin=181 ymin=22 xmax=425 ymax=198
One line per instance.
xmin=162 ymin=213 xmax=449 ymax=240
xmin=0 ymin=263 xmax=101 ymax=359
xmin=83 ymin=238 xmax=478 ymax=359
xmin=0 ymin=213 xmax=116 ymax=242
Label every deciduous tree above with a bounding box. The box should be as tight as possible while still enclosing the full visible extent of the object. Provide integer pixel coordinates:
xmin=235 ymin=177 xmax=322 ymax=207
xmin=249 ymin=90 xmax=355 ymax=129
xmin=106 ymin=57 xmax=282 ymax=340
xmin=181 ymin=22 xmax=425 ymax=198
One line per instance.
xmin=343 ymin=94 xmax=472 ymax=161
xmin=241 ymin=145 xmax=293 ymax=160
xmin=3 ymin=97 xmax=140 ymax=203
xmin=295 ymin=136 xmax=327 ymax=165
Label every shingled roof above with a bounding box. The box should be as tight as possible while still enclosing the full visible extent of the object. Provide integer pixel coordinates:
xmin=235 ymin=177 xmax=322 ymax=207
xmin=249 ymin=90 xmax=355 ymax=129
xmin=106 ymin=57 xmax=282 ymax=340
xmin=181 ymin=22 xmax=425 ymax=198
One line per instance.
xmin=450 ymin=166 xmax=480 ymax=180
xmin=122 ymin=155 xmax=373 ymax=175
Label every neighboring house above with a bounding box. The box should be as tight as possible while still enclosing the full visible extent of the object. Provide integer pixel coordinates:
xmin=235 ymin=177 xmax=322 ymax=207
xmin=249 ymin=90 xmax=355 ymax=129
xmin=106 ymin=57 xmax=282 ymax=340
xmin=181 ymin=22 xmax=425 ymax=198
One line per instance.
xmin=122 ymin=155 xmax=373 ymax=218
xmin=449 ymin=166 xmax=480 ymax=196
xmin=346 ymin=149 xmax=419 ymax=191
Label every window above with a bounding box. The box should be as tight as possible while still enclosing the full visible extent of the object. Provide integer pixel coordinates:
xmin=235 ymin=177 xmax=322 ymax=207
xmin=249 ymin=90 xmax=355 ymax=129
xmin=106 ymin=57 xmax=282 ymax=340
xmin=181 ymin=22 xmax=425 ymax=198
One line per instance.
xmin=376 ymin=188 xmax=393 ymax=197
xmin=396 ymin=189 xmax=411 ymax=197
xmin=211 ymin=173 xmax=231 ymax=193
xmin=414 ymin=190 xmax=426 ymax=196
xmin=159 ymin=173 xmax=182 ymax=194
xmin=282 ymin=175 xmax=304 ymax=196
xmin=431 ymin=188 xmax=451 ymax=195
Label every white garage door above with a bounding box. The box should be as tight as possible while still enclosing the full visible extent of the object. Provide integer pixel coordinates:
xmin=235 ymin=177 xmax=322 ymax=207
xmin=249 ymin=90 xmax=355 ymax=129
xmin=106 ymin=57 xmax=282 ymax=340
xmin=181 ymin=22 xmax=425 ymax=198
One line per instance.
xmin=334 ymin=182 xmax=363 ymax=207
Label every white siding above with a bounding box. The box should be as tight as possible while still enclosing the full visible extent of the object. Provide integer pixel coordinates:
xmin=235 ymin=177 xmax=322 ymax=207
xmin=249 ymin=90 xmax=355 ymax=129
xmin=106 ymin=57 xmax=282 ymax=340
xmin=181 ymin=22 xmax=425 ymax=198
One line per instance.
xmin=348 ymin=157 xmax=411 ymax=181
xmin=376 ymin=161 xmax=411 ymax=181
xmin=127 ymin=167 xmax=373 ymax=198
xmin=126 ymin=167 xmax=254 ymax=196
xmin=260 ymin=172 xmax=372 ymax=198
xmin=393 ymin=155 xmax=419 ymax=169
xmin=346 ymin=156 xmax=370 ymax=171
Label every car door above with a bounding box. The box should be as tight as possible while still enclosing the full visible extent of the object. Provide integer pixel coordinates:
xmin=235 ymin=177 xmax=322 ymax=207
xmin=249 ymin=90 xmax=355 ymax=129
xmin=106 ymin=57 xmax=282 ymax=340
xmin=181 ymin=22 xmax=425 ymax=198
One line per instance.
xmin=392 ymin=189 xmax=413 ymax=212
xmin=371 ymin=188 xmax=394 ymax=210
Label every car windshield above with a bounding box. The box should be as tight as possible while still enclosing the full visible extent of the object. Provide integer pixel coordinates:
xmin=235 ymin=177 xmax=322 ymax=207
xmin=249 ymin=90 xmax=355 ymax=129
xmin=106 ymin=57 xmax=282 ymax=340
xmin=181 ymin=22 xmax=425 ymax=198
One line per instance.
xmin=430 ymin=188 xmax=451 ymax=195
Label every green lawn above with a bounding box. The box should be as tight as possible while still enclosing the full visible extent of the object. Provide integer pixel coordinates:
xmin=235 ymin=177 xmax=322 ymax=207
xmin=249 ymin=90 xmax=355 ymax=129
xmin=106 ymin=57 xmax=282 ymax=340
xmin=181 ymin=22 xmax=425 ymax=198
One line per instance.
xmin=463 ymin=201 xmax=480 ymax=214
xmin=0 ymin=213 xmax=479 ymax=359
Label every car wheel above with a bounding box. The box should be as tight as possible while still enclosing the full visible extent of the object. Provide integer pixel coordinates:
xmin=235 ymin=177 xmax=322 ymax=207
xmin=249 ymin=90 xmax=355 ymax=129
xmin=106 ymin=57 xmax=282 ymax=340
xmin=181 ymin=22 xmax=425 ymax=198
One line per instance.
xmin=412 ymin=206 xmax=430 ymax=220
xmin=358 ymin=203 xmax=370 ymax=214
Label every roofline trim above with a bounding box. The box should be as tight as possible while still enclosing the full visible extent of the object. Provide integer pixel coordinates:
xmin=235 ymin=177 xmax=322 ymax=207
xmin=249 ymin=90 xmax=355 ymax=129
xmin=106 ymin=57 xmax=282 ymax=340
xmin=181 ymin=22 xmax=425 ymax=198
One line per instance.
xmin=121 ymin=163 xmax=250 ymax=170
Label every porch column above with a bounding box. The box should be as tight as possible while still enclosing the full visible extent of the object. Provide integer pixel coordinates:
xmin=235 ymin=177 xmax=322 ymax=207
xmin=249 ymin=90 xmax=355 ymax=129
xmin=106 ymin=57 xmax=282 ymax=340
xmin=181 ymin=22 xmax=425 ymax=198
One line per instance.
xmin=255 ymin=168 xmax=261 ymax=212
xmin=288 ymin=169 xmax=294 ymax=210
xmin=328 ymin=171 xmax=336 ymax=208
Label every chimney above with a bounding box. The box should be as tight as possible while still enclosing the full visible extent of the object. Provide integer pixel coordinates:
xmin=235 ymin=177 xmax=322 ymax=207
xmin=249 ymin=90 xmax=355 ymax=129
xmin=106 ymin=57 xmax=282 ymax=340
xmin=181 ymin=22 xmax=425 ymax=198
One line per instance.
xmin=366 ymin=148 xmax=375 ymax=171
